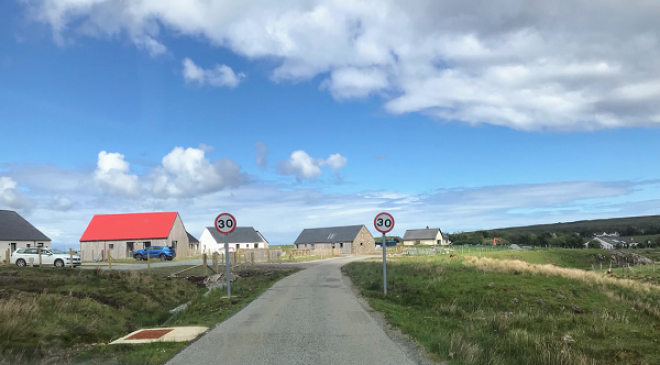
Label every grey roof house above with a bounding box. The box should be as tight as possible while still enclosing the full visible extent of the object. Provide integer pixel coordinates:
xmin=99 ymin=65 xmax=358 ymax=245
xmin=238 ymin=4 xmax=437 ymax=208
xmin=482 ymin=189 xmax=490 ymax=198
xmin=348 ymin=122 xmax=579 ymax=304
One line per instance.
xmin=0 ymin=210 xmax=52 ymax=252
xmin=402 ymin=228 xmax=451 ymax=246
xmin=294 ymin=225 xmax=375 ymax=254
xmin=199 ymin=226 xmax=269 ymax=252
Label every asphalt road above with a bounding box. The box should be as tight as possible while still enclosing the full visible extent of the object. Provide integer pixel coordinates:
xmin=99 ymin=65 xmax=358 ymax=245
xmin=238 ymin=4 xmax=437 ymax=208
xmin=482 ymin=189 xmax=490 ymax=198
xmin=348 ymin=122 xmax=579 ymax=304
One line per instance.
xmin=166 ymin=256 xmax=419 ymax=365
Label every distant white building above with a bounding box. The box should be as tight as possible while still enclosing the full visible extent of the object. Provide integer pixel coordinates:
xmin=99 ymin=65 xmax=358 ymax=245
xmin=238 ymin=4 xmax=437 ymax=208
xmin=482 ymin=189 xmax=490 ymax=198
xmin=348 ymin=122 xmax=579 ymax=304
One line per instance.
xmin=199 ymin=226 xmax=269 ymax=253
xmin=402 ymin=228 xmax=451 ymax=246
xmin=588 ymin=234 xmax=637 ymax=250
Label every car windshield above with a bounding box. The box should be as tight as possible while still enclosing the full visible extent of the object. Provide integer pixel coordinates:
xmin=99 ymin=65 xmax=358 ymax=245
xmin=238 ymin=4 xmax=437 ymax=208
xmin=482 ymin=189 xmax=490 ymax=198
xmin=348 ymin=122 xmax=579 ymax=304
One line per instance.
xmin=51 ymin=249 xmax=67 ymax=254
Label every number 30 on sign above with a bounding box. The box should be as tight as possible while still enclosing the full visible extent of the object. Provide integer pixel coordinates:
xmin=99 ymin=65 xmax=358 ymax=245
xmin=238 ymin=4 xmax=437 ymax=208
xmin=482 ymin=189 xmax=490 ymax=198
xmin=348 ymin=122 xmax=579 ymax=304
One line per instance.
xmin=374 ymin=212 xmax=395 ymax=233
xmin=215 ymin=213 xmax=236 ymax=234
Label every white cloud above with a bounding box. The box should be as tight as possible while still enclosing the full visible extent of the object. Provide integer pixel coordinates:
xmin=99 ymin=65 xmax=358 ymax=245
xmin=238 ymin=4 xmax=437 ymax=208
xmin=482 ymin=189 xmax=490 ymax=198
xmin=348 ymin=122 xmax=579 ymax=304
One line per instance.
xmin=322 ymin=67 xmax=389 ymax=99
xmin=255 ymin=142 xmax=269 ymax=169
xmin=50 ymin=195 xmax=73 ymax=211
xmin=0 ymin=176 xmax=30 ymax=209
xmin=278 ymin=150 xmax=325 ymax=181
xmin=278 ymin=151 xmax=347 ymax=181
xmin=26 ymin=0 xmax=660 ymax=130
xmin=326 ymin=153 xmax=347 ymax=170
xmin=152 ymin=146 xmax=245 ymax=198
xmin=93 ymin=151 xmax=139 ymax=197
xmin=182 ymin=58 xmax=245 ymax=88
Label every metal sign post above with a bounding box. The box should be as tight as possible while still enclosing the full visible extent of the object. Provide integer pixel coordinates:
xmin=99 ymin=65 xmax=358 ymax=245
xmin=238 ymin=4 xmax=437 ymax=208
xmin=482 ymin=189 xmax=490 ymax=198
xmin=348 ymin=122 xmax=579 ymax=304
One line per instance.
xmin=374 ymin=212 xmax=395 ymax=295
xmin=215 ymin=213 xmax=237 ymax=297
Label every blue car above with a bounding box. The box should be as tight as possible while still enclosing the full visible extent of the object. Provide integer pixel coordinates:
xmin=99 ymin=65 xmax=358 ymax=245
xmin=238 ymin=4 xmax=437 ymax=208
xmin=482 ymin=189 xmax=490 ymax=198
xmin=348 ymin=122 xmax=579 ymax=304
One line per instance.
xmin=133 ymin=246 xmax=176 ymax=261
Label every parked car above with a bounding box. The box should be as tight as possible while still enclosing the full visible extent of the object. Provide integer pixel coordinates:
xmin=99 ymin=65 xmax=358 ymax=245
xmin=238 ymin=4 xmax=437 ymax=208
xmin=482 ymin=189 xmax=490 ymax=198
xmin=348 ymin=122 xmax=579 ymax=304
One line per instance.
xmin=11 ymin=248 xmax=81 ymax=267
xmin=132 ymin=246 xmax=176 ymax=261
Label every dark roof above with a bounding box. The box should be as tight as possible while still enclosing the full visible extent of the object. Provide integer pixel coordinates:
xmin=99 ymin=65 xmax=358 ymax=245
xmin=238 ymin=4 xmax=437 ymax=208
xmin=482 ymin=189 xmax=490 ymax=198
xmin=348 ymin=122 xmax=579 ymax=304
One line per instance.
xmin=403 ymin=228 xmax=442 ymax=241
xmin=596 ymin=235 xmax=635 ymax=246
xmin=441 ymin=232 xmax=451 ymax=241
xmin=294 ymin=225 xmax=366 ymax=244
xmin=205 ymin=227 xmax=267 ymax=244
xmin=0 ymin=210 xmax=51 ymax=241
xmin=187 ymin=231 xmax=199 ymax=243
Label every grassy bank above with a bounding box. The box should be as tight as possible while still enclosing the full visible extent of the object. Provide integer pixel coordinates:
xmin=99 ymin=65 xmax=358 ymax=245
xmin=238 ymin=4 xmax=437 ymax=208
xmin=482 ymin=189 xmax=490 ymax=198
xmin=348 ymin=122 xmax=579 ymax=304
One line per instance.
xmin=475 ymin=248 xmax=618 ymax=269
xmin=0 ymin=266 xmax=200 ymax=364
xmin=345 ymin=256 xmax=660 ymax=365
xmin=0 ymin=265 xmax=298 ymax=365
xmin=72 ymin=266 xmax=299 ymax=365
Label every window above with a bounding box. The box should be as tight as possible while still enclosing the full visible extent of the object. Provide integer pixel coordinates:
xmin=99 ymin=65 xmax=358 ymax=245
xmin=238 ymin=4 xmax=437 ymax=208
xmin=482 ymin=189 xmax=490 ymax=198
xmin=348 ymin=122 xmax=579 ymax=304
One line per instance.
xmin=109 ymin=244 xmax=114 ymax=249
xmin=311 ymin=244 xmax=315 ymax=250
xmin=332 ymin=243 xmax=335 ymax=249
xmin=360 ymin=242 xmax=363 ymax=246
xmin=25 ymin=248 xmax=38 ymax=254
xmin=171 ymin=241 xmax=177 ymax=250
xmin=236 ymin=244 xmax=240 ymax=249
xmin=327 ymin=233 xmax=336 ymax=239
xmin=254 ymin=243 xmax=259 ymax=249
xmin=27 ymin=244 xmax=31 ymax=248
xmin=144 ymin=241 xmax=151 ymax=247
xmin=37 ymin=242 xmax=44 ymax=247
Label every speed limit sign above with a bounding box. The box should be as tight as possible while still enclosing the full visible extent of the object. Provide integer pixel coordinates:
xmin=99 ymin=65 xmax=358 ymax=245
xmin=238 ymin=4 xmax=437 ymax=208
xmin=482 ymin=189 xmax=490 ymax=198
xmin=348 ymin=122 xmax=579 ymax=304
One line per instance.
xmin=215 ymin=213 xmax=236 ymax=234
xmin=374 ymin=212 xmax=395 ymax=233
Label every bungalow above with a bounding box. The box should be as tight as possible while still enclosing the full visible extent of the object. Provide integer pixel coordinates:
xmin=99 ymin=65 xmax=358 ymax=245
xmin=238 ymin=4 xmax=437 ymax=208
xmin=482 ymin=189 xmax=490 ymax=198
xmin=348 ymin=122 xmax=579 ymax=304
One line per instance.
xmin=198 ymin=226 xmax=269 ymax=253
xmin=0 ymin=210 xmax=51 ymax=253
xmin=402 ymin=228 xmax=451 ymax=246
xmin=294 ymin=225 xmax=375 ymax=254
xmin=589 ymin=235 xmax=637 ymax=250
xmin=79 ymin=212 xmax=193 ymax=261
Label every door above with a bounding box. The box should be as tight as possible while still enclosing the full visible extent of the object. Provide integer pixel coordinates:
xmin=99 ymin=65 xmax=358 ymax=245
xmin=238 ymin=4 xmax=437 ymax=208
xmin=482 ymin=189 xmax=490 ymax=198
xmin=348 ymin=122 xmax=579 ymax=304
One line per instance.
xmin=126 ymin=242 xmax=134 ymax=257
xmin=341 ymin=242 xmax=351 ymax=255
xmin=10 ymin=243 xmax=16 ymax=252
xmin=41 ymin=248 xmax=55 ymax=265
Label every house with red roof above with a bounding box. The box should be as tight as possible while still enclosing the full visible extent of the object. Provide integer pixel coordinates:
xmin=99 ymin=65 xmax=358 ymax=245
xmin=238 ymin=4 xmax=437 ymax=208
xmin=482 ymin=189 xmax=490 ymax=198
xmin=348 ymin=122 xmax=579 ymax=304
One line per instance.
xmin=79 ymin=212 xmax=196 ymax=261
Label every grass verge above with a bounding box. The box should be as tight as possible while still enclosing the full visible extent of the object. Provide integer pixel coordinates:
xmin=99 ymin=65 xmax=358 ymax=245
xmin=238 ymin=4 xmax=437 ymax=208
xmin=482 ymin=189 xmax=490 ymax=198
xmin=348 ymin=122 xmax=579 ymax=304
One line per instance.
xmin=345 ymin=255 xmax=660 ymax=365
xmin=0 ymin=265 xmax=298 ymax=365
xmin=72 ymin=266 xmax=299 ymax=364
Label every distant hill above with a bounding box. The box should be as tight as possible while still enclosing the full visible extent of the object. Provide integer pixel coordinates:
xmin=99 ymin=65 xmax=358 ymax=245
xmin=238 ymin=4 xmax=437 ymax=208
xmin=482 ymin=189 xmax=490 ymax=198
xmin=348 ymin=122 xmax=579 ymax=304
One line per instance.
xmin=450 ymin=215 xmax=660 ymax=248
xmin=495 ymin=215 xmax=660 ymax=236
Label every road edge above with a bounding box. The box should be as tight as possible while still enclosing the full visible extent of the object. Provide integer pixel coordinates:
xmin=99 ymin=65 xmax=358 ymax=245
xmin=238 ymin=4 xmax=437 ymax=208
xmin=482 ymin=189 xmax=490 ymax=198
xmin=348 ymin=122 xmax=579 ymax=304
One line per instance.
xmin=163 ymin=267 xmax=303 ymax=364
xmin=340 ymin=261 xmax=443 ymax=365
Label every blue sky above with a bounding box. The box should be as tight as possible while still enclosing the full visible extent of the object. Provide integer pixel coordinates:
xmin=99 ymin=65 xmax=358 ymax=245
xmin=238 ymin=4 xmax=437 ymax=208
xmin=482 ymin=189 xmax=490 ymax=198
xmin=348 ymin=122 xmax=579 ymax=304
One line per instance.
xmin=1 ymin=0 xmax=660 ymax=248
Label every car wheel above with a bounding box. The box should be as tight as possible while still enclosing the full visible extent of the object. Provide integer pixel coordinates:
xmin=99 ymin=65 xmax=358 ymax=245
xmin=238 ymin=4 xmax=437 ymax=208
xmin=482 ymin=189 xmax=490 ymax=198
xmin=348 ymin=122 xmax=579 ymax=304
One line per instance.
xmin=159 ymin=254 xmax=167 ymax=261
xmin=135 ymin=254 xmax=143 ymax=261
xmin=54 ymin=260 xmax=65 ymax=268
xmin=16 ymin=259 xmax=26 ymax=267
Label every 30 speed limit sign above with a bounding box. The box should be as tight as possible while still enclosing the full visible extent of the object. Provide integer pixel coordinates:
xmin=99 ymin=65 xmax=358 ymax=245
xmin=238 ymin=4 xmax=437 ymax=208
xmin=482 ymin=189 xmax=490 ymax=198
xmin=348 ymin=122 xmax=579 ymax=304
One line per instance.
xmin=374 ymin=212 xmax=395 ymax=233
xmin=215 ymin=213 xmax=236 ymax=234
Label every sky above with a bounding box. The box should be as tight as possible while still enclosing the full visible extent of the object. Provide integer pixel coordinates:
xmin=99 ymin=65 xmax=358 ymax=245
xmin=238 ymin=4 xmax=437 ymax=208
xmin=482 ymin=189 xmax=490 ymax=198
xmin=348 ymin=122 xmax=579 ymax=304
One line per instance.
xmin=1 ymin=0 xmax=660 ymax=249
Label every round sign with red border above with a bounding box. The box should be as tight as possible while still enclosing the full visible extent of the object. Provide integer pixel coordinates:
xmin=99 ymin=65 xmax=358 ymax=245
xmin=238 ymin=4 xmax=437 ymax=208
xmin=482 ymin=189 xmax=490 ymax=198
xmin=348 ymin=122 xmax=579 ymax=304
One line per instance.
xmin=374 ymin=212 xmax=395 ymax=233
xmin=215 ymin=213 xmax=237 ymax=234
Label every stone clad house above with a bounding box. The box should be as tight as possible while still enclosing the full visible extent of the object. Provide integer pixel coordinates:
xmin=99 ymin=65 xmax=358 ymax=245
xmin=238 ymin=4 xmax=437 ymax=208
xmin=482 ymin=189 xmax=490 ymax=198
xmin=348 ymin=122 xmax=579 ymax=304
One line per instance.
xmin=198 ymin=226 xmax=269 ymax=253
xmin=294 ymin=225 xmax=375 ymax=254
xmin=79 ymin=212 xmax=192 ymax=261
xmin=402 ymin=228 xmax=451 ymax=246
xmin=0 ymin=210 xmax=51 ymax=253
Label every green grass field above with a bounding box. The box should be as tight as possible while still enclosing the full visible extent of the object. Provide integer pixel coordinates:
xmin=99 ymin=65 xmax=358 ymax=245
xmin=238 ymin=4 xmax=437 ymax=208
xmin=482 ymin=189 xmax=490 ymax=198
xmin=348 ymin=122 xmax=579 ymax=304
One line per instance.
xmin=345 ymin=255 xmax=660 ymax=365
xmin=475 ymin=248 xmax=613 ymax=269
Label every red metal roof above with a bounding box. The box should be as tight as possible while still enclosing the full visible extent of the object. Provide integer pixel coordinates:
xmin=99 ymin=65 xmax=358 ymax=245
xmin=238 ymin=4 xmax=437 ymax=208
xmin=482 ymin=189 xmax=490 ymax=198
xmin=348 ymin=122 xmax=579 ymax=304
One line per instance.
xmin=80 ymin=212 xmax=179 ymax=242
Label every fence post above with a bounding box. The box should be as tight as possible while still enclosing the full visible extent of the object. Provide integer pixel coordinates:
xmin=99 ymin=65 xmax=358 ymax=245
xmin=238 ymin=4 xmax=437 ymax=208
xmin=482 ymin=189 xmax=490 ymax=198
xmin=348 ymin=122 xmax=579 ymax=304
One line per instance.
xmin=5 ymin=249 xmax=9 ymax=266
xmin=203 ymin=254 xmax=208 ymax=276
xmin=91 ymin=249 xmax=94 ymax=263
xmin=251 ymin=251 xmax=255 ymax=266
xmin=108 ymin=251 xmax=113 ymax=271
xmin=147 ymin=252 xmax=150 ymax=271
xmin=38 ymin=247 xmax=42 ymax=266
xmin=213 ymin=253 xmax=219 ymax=274
xmin=69 ymin=248 xmax=74 ymax=268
